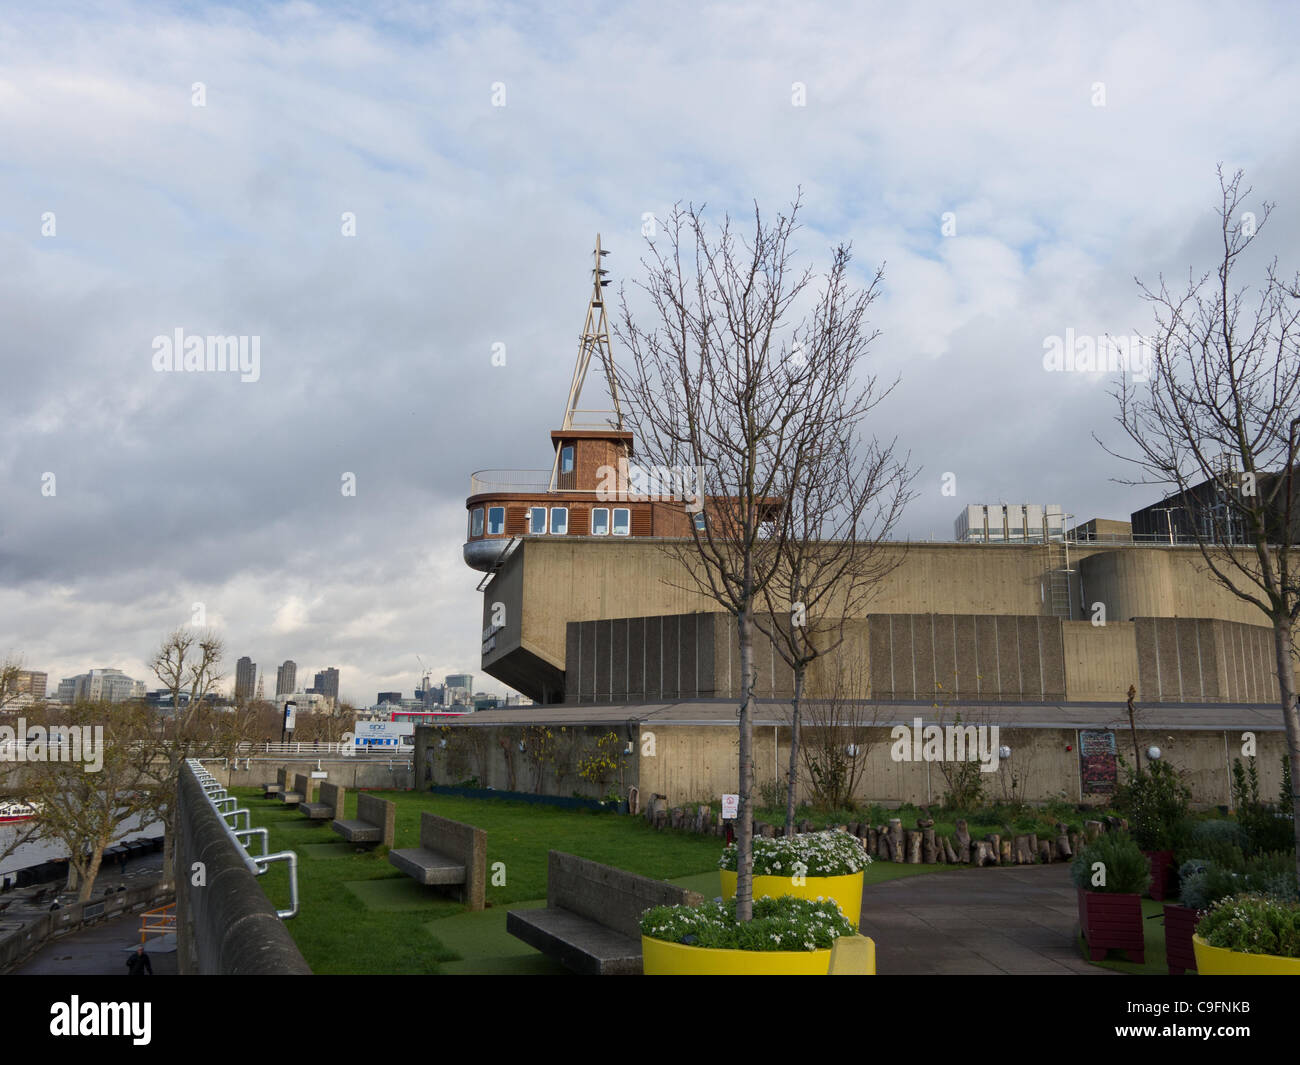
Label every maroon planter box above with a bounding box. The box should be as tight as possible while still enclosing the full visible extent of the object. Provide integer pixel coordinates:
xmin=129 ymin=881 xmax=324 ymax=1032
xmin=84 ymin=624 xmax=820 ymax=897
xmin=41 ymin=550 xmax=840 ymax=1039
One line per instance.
xmin=1163 ymin=903 xmax=1202 ymax=975
xmin=1078 ymin=888 xmax=1145 ymax=963
xmin=1142 ymin=850 xmax=1174 ymax=901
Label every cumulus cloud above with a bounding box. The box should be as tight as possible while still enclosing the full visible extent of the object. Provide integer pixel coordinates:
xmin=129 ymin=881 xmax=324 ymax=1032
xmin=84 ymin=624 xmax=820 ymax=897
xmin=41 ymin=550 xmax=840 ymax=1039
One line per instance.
xmin=1 ymin=2 xmax=1298 ymax=701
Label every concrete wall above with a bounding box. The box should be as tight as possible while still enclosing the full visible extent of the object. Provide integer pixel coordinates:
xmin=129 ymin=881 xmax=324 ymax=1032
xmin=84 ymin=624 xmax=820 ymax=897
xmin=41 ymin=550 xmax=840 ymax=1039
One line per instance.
xmin=173 ymin=764 xmax=312 ymax=975
xmin=486 ymin=538 xmax=1294 ymax=703
xmin=418 ymin=720 xmax=1289 ymax=809
xmin=203 ymin=758 xmax=413 ymax=791
xmin=1062 ymin=620 xmax=1139 ymax=702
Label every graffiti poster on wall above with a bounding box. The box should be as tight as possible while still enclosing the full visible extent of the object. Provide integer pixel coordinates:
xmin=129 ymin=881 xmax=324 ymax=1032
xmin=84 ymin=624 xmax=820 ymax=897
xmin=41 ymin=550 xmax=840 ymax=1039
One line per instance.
xmin=1079 ymin=730 xmax=1118 ymax=793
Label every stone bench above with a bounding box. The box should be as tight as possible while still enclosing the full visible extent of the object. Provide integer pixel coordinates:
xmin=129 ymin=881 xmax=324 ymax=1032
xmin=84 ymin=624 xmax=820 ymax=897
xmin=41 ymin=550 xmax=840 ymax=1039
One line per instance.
xmin=282 ymin=773 xmax=317 ymax=807
xmin=332 ymin=793 xmax=395 ymax=848
xmin=388 ymin=813 xmax=486 ymax=910
xmin=301 ymin=781 xmax=344 ymax=822
xmin=264 ymin=766 xmax=291 ymax=799
xmin=507 ymin=852 xmax=704 ymax=975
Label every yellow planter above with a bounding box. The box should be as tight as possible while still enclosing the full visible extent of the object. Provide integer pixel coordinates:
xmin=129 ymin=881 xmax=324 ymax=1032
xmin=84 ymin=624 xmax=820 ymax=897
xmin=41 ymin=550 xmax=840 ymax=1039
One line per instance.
xmin=719 ymin=869 xmax=864 ymax=924
xmin=641 ymin=934 xmax=875 ymax=975
xmin=1192 ymin=934 xmax=1300 ymax=975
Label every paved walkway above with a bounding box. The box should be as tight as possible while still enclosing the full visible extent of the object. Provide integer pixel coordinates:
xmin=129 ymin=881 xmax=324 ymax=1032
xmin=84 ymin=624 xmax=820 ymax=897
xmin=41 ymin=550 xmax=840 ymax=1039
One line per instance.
xmin=858 ymin=864 xmax=1110 ymax=974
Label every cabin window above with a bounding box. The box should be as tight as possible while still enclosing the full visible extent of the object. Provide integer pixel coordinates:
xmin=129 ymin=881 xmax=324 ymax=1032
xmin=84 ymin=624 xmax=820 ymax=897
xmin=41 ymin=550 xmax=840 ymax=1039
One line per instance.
xmin=550 ymin=507 xmax=568 ymax=535
xmin=470 ymin=508 xmax=484 ymax=537
xmin=560 ymin=445 xmax=575 ymax=474
xmin=693 ymin=511 xmax=706 ymax=532
xmin=529 ymin=507 xmax=547 ymax=534
xmin=612 ymin=508 xmax=630 ymax=536
xmin=591 ymin=508 xmax=610 ymax=535
xmin=487 ymin=506 xmax=505 ymax=535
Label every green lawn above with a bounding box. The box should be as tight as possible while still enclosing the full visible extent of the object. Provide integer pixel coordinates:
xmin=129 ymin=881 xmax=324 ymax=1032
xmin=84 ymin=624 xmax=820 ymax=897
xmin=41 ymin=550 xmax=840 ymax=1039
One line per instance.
xmin=236 ymin=787 xmax=946 ymax=974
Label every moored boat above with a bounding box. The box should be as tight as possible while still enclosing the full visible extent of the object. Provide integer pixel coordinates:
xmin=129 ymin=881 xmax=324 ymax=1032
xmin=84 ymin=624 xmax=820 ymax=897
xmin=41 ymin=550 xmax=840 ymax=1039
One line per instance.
xmin=0 ymin=800 xmax=42 ymax=824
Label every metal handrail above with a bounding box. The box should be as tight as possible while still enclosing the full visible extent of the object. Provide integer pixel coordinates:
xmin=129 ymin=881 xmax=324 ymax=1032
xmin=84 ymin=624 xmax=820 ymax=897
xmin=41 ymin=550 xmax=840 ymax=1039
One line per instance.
xmin=187 ymin=760 xmax=298 ymax=920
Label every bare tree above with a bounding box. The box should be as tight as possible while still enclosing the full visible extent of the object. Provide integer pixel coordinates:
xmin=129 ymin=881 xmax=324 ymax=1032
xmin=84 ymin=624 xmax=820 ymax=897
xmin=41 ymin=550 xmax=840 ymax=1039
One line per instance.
xmin=148 ymin=628 xmax=225 ymax=877
xmin=1102 ymin=167 xmax=1300 ymax=878
xmin=20 ymin=700 xmax=162 ymax=900
xmin=617 ymin=194 xmax=896 ymax=919
xmin=799 ymin=657 xmax=882 ymax=810
xmin=752 ymin=293 xmax=914 ymax=831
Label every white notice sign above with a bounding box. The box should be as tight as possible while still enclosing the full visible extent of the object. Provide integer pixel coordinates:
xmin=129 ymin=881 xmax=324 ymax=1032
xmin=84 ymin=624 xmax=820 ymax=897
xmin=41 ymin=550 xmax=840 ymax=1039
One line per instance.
xmin=721 ymin=794 xmax=739 ymax=820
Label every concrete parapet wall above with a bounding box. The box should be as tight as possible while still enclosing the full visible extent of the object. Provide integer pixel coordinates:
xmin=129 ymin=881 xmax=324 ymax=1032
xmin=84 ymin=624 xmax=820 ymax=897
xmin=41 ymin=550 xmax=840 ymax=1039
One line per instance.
xmin=173 ymin=763 xmax=311 ymax=975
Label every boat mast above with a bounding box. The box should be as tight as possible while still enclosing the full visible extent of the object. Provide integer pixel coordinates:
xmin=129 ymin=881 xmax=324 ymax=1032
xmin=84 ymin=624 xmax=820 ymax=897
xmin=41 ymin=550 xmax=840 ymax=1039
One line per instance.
xmin=548 ymin=234 xmax=625 ymax=491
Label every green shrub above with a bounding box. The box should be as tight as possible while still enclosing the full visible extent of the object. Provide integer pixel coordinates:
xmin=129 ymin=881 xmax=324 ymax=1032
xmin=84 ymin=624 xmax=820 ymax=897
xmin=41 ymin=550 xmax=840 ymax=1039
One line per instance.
xmin=1178 ymin=852 xmax=1297 ymax=911
xmin=639 ymin=895 xmax=858 ymax=952
xmin=1231 ymin=756 xmax=1296 ymax=855
xmin=1070 ymin=831 xmax=1151 ymax=894
xmin=1190 ymin=818 xmax=1248 ymax=849
xmin=1117 ymin=761 xmax=1191 ymax=851
xmin=1196 ymin=893 xmax=1300 ymax=958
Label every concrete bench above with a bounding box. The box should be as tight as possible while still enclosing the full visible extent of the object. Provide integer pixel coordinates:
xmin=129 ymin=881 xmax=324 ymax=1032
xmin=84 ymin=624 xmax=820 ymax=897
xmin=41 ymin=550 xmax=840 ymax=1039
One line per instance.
xmin=388 ymin=813 xmax=486 ymax=910
xmin=507 ymin=852 xmax=704 ymax=975
xmin=282 ymin=773 xmax=317 ymax=807
xmin=301 ymin=781 xmax=344 ymax=822
xmin=264 ymin=766 xmax=291 ymax=799
xmin=332 ymin=793 xmax=395 ymax=848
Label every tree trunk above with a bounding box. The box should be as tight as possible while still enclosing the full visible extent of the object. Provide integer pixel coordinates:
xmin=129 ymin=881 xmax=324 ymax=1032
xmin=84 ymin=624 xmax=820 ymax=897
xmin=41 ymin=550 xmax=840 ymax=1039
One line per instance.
xmin=736 ymin=606 xmax=756 ymax=922
xmin=77 ymin=845 xmax=106 ymax=903
xmin=1271 ymin=616 xmax=1300 ymax=889
xmin=785 ymin=669 xmax=804 ymax=836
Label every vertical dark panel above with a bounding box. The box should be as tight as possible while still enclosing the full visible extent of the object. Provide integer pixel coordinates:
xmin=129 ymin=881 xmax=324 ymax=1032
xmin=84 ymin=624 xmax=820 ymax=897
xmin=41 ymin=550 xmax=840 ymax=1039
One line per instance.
xmin=580 ymin=620 xmax=597 ymax=705
xmin=1039 ymin=617 xmax=1066 ymax=702
xmin=645 ymin=617 xmax=662 ymax=700
xmin=698 ymin=613 xmax=716 ymax=697
xmin=680 ymin=614 xmax=698 ymax=698
xmin=565 ymin=621 xmax=581 ymax=702
xmin=1155 ymin=618 xmax=1181 ymax=703
xmin=1017 ymin=616 xmax=1042 ymax=700
xmin=889 ymin=615 xmax=914 ymax=700
xmin=932 ymin=614 xmax=957 ymax=700
xmin=662 ymin=615 xmax=680 ymax=699
xmin=627 ymin=617 xmax=645 ymax=701
xmin=612 ymin=618 xmax=629 ymax=701
xmin=995 ymin=616 xmax=1020 ymax=701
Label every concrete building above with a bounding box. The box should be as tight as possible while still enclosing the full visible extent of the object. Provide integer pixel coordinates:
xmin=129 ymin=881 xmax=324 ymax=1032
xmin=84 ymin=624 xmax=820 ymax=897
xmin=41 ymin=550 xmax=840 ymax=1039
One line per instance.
xmin=56 ymin=668 xmax=147 ymax=704
xmin=234 ymin=657 xmax=257 ymax=701
xmin=313 ymin=668 xmax=340 ymax=703
xmin=276 ymin=660 xmax=297 ymax=697
xmin=1 ymin=670 xmax=48 ymax=710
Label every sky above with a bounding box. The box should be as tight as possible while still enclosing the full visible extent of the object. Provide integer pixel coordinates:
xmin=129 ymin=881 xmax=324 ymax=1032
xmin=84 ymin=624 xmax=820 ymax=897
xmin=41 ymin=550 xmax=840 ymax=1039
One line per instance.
xmin=1 ymin=0 xmax=1298 ymax=706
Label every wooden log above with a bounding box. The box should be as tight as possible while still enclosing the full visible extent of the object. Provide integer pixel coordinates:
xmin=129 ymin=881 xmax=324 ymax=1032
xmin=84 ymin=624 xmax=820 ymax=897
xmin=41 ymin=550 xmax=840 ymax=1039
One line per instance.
xmin=1041 ymin=839 xmax=1055 ymax=863
xmin=906 ymin=830 xmax=922 ymax=864
xmin=889 ymin=819 xmax=904 ymax=863
xmin=986 ymin=834 xmax=1001 ymax=865
xmin=1068 ymin=830 xmax=1083 ymax=856
xmin=955 ymin=820 xmax=972 ymax=862
xmin=1055 ymin=823 xmax=1072 ymax=860
xmin=972 ymin=840 xmax=995 ymax=866
xmin=999 ymin=839 xmax=1012 ymax=865
xmin=942 ymin=836 xmax=960 ymax=864
xmin=922 ymin=828 xmax=938 ymax=863
xmin=1084 ymin=820 xmax=1103 ymax=841
xmin=867 ymin=827 xmax=878 ymax=852
xmin=1013 ymin=835 xmax=1032 ymax=864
